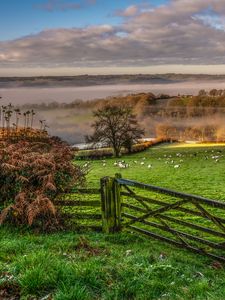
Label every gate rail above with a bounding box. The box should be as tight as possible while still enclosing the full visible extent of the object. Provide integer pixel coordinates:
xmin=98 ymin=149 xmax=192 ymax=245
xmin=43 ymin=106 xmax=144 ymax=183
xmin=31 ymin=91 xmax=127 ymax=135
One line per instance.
xmin=100 ymin=175 xmax=225 ymax=263
xmin=57 ymin=175 xmax=225 ymax=262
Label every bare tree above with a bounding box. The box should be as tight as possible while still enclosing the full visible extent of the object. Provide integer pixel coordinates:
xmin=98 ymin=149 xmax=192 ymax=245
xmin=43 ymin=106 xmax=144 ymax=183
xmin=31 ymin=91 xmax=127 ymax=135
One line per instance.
xmin=31 ymin=109 xmax=35 ymax=129
xmin=86 ymin=104 xmax=144 ymax=157
xmin=14 ymin=108 xmax=21 ymax=132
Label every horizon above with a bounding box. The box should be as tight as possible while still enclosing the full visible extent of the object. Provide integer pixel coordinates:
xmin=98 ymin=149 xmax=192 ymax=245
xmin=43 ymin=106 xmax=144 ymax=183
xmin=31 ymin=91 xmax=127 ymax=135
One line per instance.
xmin=2 ymin=70 xmax=225 ymax=78
xmin=2 ymin=68 xmax=225 ymax=77
xmin=1 ymin=0 xmax=225 ymax=76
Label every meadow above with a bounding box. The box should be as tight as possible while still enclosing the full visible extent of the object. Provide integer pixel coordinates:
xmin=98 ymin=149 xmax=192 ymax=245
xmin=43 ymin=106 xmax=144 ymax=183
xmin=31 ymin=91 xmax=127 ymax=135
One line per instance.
xmin=1 ymin=143 xmax=225 ymax=299
xmin=81 ymin=143 xmax=225 ymax=199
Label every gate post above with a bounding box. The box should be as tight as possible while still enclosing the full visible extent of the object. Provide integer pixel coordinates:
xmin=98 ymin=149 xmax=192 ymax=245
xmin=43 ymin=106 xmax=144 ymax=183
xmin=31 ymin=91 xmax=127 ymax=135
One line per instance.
xmin=100 ymin=174 xmax=122 ymax=233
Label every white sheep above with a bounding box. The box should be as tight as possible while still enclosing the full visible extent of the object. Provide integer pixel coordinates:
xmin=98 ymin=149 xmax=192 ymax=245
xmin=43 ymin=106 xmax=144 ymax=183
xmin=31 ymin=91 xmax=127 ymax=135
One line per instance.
xmin=174 ymin=164 xmax=180 ymax=168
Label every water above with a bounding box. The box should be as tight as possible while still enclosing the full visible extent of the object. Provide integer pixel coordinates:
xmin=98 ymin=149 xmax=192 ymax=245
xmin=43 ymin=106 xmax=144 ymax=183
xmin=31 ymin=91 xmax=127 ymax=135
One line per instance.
xmin=1 ymin=81 xmax=225 ymax=105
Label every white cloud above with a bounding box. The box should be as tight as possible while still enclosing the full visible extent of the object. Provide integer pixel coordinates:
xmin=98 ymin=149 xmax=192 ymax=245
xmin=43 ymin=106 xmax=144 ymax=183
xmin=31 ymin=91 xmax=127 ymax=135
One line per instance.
xmin=1 ymin=0 xmax=225 ymax=73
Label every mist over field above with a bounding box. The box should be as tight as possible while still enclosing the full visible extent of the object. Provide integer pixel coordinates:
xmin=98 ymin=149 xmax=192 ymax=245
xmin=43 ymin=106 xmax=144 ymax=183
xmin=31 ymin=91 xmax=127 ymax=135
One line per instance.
xmin=1 ymin=75 xmax=225 ymax=144
xmin=11 ymin=87 xmax=225 ymax=145
xmin=1 ymin=80 xmax=225 ymax=105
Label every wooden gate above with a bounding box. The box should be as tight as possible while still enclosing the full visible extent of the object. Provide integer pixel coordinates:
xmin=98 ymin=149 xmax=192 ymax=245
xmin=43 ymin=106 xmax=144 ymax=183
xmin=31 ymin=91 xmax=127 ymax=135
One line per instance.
xmin=101 ymin=175 xmax=225 ymax=262
xmin=56 ymin=175 xmax=225 ymax=262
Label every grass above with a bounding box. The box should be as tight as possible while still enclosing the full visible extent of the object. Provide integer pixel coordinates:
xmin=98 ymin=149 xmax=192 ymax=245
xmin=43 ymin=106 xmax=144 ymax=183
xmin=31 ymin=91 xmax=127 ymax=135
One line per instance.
xmin=1 ymin=142 xmax=225 ymax=299
xmin=169 ymin=142 xmax=225 ymax=148
xmin=80 ymin=142 xmax=225 ymax=200
xmin=1 ymin=227 xmax=225 ymax=300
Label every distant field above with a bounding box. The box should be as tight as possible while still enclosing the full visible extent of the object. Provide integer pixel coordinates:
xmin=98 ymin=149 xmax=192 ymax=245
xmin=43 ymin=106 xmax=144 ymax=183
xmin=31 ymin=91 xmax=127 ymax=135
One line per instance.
xmin=169 ymin=142 xmax=225 ymax=148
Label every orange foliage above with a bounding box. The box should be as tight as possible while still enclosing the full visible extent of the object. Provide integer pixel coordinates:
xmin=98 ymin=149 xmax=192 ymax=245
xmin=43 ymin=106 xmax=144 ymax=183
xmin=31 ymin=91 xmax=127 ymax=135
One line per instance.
xmin=0 ymin=137 xmax=85 ymax=230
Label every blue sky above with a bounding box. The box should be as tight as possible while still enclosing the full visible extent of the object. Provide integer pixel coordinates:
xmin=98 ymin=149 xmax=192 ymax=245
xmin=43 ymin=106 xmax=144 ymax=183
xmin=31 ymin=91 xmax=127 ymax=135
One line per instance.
xmin=0 ymin=0 xmax=225 ymax=76
xmin=0 ymin=0 xmax=168 ymax=41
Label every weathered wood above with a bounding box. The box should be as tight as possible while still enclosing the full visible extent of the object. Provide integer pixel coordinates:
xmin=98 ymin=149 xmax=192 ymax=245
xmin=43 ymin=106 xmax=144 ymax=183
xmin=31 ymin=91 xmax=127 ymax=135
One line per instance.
xmin=124 ymin=199 xmax=189 ymax=227
xmin=124 ymin=213 xmax=225 ymax=250
xmin=114 ymin=173 xmax=122 ymax=231
xmin=58 ymin=174 xmax=225 ymax=261
xmin=159 ymin=214 xmax=225 ymax=239
xmin=132 ymin=195 xmax=190 ymax=246
xmin=193 ymin=201 xmax=225 ymax=233
xmin=122 ymin=202 xmax=146 ymax=213
xmin=101 ymin=174 xmax=122 ymax=233
xmin=118 ymin=178 xmax=225 ymax=209
xmin=119 ymin=176 xmax=225 ymax=261
xmin=127 ymin=225 xmax=225 ymax=263
xmin=121 ymin=192 xmax=225 ymax=224
xmin=122 ymin=200 xmax=187 ymax=245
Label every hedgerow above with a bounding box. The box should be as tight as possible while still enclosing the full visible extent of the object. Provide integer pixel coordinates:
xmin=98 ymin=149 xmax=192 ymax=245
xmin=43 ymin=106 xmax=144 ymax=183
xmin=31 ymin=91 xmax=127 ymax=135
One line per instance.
xmin=75 ymin=138 xmax=174 ymax=160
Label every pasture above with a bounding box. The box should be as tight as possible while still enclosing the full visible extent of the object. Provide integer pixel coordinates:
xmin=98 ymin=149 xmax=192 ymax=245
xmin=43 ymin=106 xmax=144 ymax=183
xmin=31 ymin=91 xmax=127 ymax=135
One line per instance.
xmin=1 ymin=143 xmax=225 ymax=299
xmin=81 ymin=143 xmax=225 ymax=200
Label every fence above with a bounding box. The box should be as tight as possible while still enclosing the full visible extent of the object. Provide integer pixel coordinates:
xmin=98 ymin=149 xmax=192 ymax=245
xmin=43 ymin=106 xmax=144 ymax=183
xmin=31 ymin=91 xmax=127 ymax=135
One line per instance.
xmin=55 ymin=188 xmax=102 ymax=231
xmin=58 ymin=174 xmax=225 ymax=262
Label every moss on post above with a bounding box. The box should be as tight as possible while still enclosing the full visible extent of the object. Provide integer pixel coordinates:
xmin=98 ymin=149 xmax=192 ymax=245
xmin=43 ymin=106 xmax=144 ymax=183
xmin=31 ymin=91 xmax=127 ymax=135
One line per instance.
xmin=100 ymin=174 xmax=122 ymax=233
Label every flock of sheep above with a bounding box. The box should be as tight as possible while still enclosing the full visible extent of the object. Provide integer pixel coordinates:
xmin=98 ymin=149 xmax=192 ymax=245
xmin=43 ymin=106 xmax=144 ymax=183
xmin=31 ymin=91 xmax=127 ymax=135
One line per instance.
xmin=83 ymin=149 xmax=223 ymax=172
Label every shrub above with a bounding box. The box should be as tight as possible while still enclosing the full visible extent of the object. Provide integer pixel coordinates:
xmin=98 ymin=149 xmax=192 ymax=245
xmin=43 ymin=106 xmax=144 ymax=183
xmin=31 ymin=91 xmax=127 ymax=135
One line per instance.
xmin=75 ymin=148 xmax=114 ymax=160
xmin=131 ymin=138 xmax=174 ymax=153
xmin=75 ymin=138 xmax=173 ymax=160
xmin=0 ymin=136 xmax=85 ymax=229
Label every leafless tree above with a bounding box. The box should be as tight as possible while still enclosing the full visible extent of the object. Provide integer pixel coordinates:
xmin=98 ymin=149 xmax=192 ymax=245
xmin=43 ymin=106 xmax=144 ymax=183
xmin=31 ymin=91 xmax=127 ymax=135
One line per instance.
xmin=86 ymin=104 xmax=144 ymax=157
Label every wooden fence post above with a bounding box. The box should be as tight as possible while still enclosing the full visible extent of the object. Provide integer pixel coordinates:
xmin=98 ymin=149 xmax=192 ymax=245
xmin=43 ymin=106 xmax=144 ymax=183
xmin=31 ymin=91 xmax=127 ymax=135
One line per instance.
xmin=100 ymin=174 xmax=122 ymax=233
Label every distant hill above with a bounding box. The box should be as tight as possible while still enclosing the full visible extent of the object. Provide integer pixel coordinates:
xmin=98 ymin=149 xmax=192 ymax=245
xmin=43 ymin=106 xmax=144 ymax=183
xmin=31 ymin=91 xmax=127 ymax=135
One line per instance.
xmin=0 ymin=74 xmax=225 ymax=88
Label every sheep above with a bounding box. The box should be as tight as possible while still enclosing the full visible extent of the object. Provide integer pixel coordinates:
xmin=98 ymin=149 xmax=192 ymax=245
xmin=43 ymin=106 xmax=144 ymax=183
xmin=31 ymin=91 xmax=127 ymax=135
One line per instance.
xmin=118 ymin=162 xmax=129 ymax=169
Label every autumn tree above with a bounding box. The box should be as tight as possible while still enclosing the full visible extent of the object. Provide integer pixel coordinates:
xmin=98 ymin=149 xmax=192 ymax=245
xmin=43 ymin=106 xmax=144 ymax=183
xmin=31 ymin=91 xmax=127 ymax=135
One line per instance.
xmin=86 ymin=104 xmax=144 ymax=157
xmin=156 ymin=123 xmax=177 ymax=140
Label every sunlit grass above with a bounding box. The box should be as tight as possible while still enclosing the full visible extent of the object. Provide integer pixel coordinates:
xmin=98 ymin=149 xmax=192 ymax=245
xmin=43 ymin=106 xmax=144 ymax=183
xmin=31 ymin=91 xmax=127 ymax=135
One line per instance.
xmin=168 ymin=142 xmax=225 ymax=148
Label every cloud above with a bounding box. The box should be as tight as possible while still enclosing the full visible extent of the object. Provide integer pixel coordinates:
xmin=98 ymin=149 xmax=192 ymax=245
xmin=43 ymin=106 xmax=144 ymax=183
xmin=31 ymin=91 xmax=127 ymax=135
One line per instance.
xmin=2 ymin=0 xmax=225 ymax=71
xmin=115 ymin=5 xmax=139 ymax=17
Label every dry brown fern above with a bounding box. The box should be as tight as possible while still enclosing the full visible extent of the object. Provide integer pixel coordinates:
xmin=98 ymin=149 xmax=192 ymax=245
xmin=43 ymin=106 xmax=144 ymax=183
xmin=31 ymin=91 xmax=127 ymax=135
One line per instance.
xmin=27 ymin=194 xmax=56 ymax=226
xmin=0 ymin=136 xmax=85 ymax=229
xmin=0 ymin=206 xmax=13 ymax=225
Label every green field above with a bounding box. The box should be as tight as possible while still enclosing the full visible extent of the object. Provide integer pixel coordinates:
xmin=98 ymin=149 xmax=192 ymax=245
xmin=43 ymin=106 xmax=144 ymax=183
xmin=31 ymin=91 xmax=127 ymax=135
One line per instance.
xmin=82 ymin=143 xmax=225 ymax=200
xmin=1 ymin=143 xmax=225 ymax=300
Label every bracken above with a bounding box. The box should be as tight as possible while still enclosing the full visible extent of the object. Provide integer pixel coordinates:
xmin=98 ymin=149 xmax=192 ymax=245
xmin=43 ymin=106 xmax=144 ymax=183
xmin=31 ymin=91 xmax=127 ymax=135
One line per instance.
xmin=0 ymin=136 xmax=85 ymax=230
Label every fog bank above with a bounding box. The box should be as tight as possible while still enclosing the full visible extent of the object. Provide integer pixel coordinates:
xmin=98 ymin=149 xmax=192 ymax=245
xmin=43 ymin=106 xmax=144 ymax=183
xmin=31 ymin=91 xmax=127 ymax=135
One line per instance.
xmin=1 ymin=81 xmax=225 ymax=105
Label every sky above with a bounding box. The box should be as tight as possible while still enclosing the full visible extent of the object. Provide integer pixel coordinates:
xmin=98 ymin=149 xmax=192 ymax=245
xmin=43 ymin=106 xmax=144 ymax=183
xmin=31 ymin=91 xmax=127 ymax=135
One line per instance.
xmin=1 ymin=0 xmax=225 ymax=76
